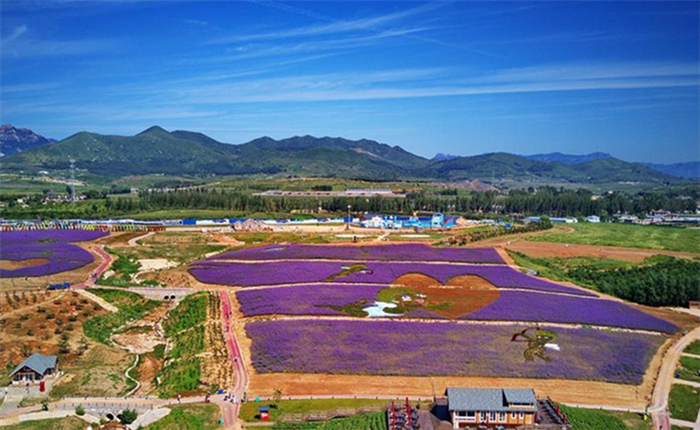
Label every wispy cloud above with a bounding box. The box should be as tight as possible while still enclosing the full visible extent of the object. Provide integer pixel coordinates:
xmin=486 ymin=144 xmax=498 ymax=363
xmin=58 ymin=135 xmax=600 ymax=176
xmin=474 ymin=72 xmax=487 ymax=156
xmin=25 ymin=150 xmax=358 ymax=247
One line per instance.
xmin=104 ymin=61 xmax=699 ymax=105
xmin=209 ymin=1 xmax=445 ymax=44
xmin=1 ymin=25 xmax=117 ymax=58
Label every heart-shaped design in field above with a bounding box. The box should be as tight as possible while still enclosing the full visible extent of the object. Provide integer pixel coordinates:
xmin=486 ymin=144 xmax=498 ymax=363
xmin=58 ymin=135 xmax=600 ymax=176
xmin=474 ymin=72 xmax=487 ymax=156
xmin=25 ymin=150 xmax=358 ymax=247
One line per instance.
xmin=391 ymin=273 xmax=500 ymax=318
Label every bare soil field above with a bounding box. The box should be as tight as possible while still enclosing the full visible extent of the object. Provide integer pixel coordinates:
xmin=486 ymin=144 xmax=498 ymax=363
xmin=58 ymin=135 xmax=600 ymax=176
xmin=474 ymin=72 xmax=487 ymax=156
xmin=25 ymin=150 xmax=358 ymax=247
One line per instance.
xmin=504 ymin=241 xmax=698 ymax=263
xmin=0 ymin=290 xmax=106 ymax=366
xmin=0 ymin=259 xmax=50 ymax=270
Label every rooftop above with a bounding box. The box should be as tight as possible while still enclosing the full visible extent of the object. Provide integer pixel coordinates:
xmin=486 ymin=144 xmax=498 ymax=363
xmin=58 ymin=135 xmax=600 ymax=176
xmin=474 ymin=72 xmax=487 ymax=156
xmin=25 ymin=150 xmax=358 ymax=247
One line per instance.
xmin=446 ymin=388 xmax=537 ymax=412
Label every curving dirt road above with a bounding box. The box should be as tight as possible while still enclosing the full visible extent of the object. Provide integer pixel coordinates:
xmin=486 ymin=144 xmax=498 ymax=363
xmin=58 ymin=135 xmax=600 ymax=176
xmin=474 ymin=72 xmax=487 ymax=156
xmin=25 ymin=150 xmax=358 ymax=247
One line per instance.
xmin=649 ymin=326 xmax=700 ymax=430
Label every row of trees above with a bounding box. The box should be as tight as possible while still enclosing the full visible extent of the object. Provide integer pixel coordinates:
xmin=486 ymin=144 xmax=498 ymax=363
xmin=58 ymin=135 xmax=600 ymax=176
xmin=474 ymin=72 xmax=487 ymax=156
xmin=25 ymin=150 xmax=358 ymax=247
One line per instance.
xmin=2 ymin=185 xmax=697 ymax=219
xmin=568 ymin=257 xmax=700 ymax=307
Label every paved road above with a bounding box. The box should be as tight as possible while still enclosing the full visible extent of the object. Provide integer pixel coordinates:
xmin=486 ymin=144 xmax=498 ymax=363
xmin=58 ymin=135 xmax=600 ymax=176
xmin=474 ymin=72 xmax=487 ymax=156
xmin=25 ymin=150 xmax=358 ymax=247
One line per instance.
xmin=72 ymin=246 xmax=113 ymax=289
xmin=220 ymin=291 xmax=249 ymax=430
xmin=649 ymin=327 xmax=700 ymax=430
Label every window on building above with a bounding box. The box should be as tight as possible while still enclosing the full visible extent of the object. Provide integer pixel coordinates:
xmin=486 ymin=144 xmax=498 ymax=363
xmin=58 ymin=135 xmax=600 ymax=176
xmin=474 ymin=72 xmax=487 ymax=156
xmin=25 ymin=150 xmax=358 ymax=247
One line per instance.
xmin=456 ymin=411 xmax=466 ymax=417
xmin=499 ymin=412 xmax=506 ymax=422
xmin=489 ymin=412 xmax=496 ymax=421
xmin=511 ymin=412 xmax=517 ymax=419
xmin=466 ymin=411 xmax=476 ymax=418
xmin=480 ymin=412 xmax=487 ymax=421
xmin=520 ymin=412 xmax=525 ymax=419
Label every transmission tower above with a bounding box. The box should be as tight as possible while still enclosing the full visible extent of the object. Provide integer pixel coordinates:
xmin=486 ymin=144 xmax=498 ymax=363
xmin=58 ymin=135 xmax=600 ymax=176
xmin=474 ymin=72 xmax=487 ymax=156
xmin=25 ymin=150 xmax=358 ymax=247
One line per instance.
xmin=69 ymin=159 xmax=76 ymax=204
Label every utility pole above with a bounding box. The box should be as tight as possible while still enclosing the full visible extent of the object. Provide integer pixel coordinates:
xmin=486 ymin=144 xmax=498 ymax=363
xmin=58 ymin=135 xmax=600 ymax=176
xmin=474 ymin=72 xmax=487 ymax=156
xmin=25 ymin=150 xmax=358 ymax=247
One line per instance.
xmin=69 ymin=159 xmax=76 ymax=204
xmin=346 ymin=205 xmax=352 ymax=230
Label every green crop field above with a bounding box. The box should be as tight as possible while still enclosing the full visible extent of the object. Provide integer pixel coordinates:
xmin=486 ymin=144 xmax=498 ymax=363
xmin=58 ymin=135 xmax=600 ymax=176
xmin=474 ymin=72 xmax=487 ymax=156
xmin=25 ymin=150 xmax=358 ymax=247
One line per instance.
xmin=677 ymin=356 xmax=700 ymax=383
xmin=240 ymin=398 xmax=390 ymax=422
xmin=529 ymin=223 xmax=700 ymax=254
xmin=669 ymin=384 xmax=700 ymax=422
xmin=271 ymin=411 xmax=388 ymax=430
xmin=560 ymin=404 xmax=650 ymax=430
xmin=685 ymin=341 xmax=700 ymax=356
xmin=144 ymin=403 xmax=222 ymax=430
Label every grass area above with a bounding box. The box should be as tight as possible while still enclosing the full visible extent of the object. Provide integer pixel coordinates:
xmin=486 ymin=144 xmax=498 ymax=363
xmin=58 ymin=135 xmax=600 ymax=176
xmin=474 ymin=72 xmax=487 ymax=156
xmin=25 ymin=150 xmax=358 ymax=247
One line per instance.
xmin=164 ymin=294 xmax=208 ymax=337
xmin=82 ymin=289 xmax=160 ymax=344
xmin=669 ymin=384 xmax=700 ymax=422
xmin=143 ymin=403 xmax=222 ymax=430
xmin=529 ymin=223 xmax=700 ymax=254
xmin=18 ymin=397 xmax=48 ymax=408
xmin=271 ymin=411 xmax=388 ymax=430
xmin=672 ymin=426 xmax=693 ymax=430
xmin=677 ymin=356 xmax=700 ymax=383
xmin=0 ymin=417 xmax=88 ymax=430
xmin=234 ymin=232 xmax=334 ymax=245
xmin=240 ymin=398 xmax=390 ymax=423
xmin=98 ymin=247 xmax=141 ymax=287
xmin=560 ymin=404 xmax=650 ymax=430
xmin=156 ymin=293 xmax=210 ymax=398
xmin=685 ymin=341 xmax=700 ymax=356
xmin=508 ymin=250 xmax=631 ymax=283
xmin=50 ymin=344 xmax=132 ymax=399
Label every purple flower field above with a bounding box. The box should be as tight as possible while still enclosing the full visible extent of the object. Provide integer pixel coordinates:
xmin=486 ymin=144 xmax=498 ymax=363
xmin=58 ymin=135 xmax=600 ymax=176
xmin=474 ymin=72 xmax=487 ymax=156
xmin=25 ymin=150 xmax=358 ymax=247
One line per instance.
xmin=245 ymin=319 xmax=663 ymax=384
xmin=464 ymin=291 xmax=678 ymax=333
xmin=0 ymin=230 xmax=108 ymax=278
xmin=189 ymin=260 xmax=593 ymax=296
xmin=237 ymin=284 xmax=384 ymax=317
xmin=215 ymin=244 xmax=505 ymax=264
xmin=235 ymin=283 xmax=677 ymax=333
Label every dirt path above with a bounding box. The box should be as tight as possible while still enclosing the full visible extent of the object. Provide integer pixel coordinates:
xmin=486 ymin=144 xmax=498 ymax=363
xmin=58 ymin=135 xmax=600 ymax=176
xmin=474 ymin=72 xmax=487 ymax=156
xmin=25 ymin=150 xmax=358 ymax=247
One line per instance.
xmin=220 ymin=291 xmax=249 ymax=430
xmin=128 ymin=232 xmax=154 ymax=247
xmin=75 ymin=289 xmax=118 ymax=313
xmin=649 ymin=326 xmax=700 ymax=430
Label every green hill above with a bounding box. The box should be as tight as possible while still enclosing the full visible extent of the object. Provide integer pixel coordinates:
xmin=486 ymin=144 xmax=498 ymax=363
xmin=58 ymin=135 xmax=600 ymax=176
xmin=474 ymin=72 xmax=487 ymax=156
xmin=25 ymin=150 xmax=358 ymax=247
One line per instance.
xmin=1 ymin=126 xmax=680 ymax=185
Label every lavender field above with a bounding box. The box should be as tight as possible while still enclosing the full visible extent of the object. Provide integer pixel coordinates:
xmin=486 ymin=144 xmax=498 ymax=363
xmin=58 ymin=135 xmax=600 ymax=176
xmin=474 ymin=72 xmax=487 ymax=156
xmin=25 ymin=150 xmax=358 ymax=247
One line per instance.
xmin=246 ymin=319 xmax=663 ymax=384
xmin=0 ymin=230 xmax=108 ymax=278
xmin=236 ymin=283 xmax=677 ymax=333
xmin=190 ymin=260 xmax=593 ymax=296
xmin=237 ymin=283 xmax=384 ymax=317
xmin=215 ymin=244 xmax=505 ymax=264
xmin=465 ymin=291 xmax=678 ymax=333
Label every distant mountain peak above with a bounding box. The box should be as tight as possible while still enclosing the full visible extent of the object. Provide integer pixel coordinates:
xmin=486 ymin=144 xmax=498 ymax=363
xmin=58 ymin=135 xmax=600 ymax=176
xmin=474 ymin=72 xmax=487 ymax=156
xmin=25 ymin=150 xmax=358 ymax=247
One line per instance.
xmin=433 ymin=153 xmax=459 ymax=161
xmin=137 ymin=125 xmax=169 ymax=136
xmin=0 ymin=124 xmax=55 ymax=157
xmin=525 ymin=152 xmax=612 ymax=165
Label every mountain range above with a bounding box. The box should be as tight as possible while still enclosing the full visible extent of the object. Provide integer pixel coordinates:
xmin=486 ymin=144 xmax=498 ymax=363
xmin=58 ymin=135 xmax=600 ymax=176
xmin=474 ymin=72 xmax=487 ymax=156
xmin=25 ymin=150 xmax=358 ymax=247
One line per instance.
xmin=1 ymin=125 xmax=695 ymax=185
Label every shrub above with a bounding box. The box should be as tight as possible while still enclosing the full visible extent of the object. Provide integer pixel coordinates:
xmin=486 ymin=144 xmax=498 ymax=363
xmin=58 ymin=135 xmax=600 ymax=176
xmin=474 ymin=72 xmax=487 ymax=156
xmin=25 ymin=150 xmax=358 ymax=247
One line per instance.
xmin=75 ymin=405 xmax=85 ymax=416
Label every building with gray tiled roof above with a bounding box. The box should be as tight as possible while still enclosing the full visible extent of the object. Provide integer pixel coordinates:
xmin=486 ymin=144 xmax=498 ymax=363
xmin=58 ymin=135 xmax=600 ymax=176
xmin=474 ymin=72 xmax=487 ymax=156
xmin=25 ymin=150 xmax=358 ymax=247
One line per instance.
xmin=11 ymin=353 xmax=58 ymax=385
xmin=446 ymin=388 xmax=537 ymax=429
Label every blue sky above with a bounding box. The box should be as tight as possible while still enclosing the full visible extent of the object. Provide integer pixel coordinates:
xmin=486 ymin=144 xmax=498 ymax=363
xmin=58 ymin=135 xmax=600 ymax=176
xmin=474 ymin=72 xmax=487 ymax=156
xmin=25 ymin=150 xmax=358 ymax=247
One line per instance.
xmin=1 ymin=1 xmax=699 ymax=163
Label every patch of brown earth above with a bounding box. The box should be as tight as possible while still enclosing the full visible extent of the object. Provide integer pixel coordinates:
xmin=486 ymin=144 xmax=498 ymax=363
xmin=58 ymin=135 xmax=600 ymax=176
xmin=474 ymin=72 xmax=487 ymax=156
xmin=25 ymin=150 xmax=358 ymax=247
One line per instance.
xmin=393 ymin=273 xmax=441 ymax=288
xmin=0 ymin=290 xmax=107 ymax=366
xmin=505 ymin=241 xmax=698 ymax=263
xmin=134 ymin=352 xmax=163 ymax=395
xmin=392 ymin=274 xmax=500 ymax=318
xmin=0 ymin=259 xmax=50 ymax=270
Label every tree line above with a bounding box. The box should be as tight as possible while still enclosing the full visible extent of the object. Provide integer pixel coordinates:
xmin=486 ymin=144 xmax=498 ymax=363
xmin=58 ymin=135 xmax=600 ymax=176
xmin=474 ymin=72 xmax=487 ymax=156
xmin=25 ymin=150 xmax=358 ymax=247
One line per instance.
xmin=1 ymin=185 xmax=697 ymax=219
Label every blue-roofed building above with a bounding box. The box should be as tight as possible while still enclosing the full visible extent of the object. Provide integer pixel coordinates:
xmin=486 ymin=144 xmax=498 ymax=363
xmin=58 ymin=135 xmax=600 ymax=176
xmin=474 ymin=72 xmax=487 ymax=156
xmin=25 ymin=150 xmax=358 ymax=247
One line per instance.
xmin=446 ymin=387 xmax=537 ymax=428
xmin=11 ymin=353 xmax=58 ymax=385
